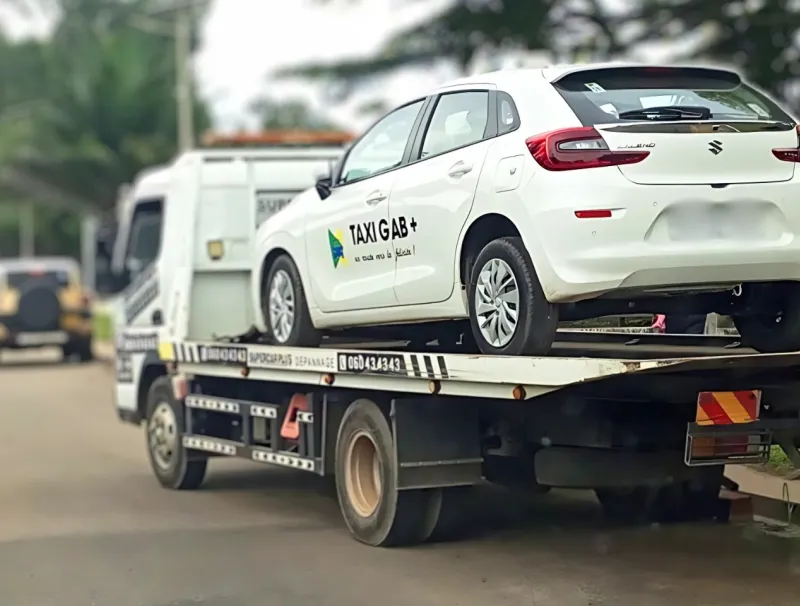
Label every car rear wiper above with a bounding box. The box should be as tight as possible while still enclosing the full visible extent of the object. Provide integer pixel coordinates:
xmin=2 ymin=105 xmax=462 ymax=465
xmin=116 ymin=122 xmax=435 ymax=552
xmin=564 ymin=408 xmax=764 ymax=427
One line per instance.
xmin=617 ymin=106 xmax=712 ymax=121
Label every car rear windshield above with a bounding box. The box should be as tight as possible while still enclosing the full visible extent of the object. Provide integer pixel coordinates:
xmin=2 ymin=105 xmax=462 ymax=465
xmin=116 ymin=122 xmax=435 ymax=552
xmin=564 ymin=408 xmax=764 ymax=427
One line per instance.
xmin=552 ymin=67 xmax=794 ymax=125
xmin=4 ymin=270 xmax=71 ymax=289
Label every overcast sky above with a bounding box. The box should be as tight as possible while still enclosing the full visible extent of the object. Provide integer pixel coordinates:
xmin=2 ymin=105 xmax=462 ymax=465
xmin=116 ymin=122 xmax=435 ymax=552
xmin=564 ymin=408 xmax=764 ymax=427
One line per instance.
xmin=196 ymin=0 xmax=453 ymax=130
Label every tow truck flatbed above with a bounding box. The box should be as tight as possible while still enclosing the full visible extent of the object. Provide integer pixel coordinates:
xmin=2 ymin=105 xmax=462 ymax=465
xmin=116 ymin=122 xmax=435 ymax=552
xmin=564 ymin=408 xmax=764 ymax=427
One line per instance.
xmin=154 ymin=332 xmax=800 ymax=401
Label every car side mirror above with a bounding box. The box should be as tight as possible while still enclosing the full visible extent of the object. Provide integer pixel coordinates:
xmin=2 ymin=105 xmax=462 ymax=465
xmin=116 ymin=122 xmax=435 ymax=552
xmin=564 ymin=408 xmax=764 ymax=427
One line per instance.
xmin=315 ymin=176 xmax=332 ymax=200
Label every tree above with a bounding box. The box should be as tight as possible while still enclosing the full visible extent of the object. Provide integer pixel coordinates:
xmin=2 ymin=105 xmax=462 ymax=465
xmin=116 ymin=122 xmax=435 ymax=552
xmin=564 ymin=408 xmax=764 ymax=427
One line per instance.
xmin=627 ymin=0 xmax=800 ymax=107
xmin=278 ymin=0 xmax=629 ymax=98
xmin=249 ymin=96 xmax=340 ymax=131
xmin=0 ymin=0 xmax=212 ymax=214
xmin=280 ymin=0 xmax=800 ymax=111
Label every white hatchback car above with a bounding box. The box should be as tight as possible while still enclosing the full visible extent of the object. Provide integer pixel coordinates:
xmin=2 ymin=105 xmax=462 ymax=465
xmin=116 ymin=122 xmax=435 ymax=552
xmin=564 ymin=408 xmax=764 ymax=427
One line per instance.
xmin=253 ymin=63 xmax=800 ymax=356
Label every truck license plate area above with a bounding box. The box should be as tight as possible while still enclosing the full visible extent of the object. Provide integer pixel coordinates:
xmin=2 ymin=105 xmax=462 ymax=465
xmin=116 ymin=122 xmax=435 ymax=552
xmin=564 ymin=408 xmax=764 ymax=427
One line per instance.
xmin=684 ymin=390 xmax=771 ymax=466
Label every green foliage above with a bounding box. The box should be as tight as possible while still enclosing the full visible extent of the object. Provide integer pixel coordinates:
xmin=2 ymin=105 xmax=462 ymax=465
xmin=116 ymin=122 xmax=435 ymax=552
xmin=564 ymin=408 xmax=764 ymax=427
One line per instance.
xmin=287 ymin=0 xmax=800 ymax=110
xmin=0 ymin=203 xmax=82 ymax=258
xmin=628 ymin=0 xmax=800 ymax=103
xmin=280 ymin=0 xmax=627 ymax=92
xmin=250 ymin=96 xmax=341 ymax=130
xmin=93 ymin=308 xmax=114 ymax=341
xmin=0 ymin=0 xmax=212 ymax=217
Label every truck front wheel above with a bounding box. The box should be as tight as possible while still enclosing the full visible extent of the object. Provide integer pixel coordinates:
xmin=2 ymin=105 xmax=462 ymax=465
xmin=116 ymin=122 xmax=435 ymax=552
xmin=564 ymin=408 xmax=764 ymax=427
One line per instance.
xmin=335 ymin=398 xmax=430 ymax=547
xmin=145 ymin=376 xmax=207 ymax=490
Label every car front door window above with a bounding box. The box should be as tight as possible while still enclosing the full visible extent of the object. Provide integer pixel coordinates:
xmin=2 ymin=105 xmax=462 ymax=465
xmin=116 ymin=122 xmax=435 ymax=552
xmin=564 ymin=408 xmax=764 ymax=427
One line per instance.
xmin=339 ymin=100 xmax=424 ymax=184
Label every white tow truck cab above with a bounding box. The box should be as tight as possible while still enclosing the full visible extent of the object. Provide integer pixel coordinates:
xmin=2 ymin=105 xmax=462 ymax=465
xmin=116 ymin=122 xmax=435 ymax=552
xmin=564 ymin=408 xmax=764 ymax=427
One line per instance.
xmin=105 ymin=132 xmax=800 ymax=548
xmin=97 ymin=130 xmax=351 ymax=410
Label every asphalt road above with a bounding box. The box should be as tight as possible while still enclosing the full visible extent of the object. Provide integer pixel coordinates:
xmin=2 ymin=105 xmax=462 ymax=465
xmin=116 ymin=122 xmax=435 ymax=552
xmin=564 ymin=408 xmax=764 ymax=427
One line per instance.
xmin=1 ymin=350 xmax=799 ymax=606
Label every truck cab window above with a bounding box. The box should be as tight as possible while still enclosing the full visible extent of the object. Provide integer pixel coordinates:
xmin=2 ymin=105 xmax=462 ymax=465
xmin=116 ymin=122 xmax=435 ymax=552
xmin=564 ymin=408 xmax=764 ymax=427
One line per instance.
xmin=124 ymin=198 xmax=163 ymax=280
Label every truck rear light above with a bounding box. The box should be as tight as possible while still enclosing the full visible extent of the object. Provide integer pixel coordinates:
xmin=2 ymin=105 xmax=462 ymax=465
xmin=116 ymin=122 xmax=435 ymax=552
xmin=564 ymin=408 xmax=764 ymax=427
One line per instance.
xmin=772 ymin=124 xmax=800 ymax=162
xmin=526 ymin=127 xmax=649 ymax=171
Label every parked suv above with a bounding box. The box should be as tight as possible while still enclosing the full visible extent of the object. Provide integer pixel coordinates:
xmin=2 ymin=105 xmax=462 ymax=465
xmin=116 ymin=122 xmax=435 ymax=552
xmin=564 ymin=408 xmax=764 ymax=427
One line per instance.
xmin=0 ymin=257 xmax=93 ymax=361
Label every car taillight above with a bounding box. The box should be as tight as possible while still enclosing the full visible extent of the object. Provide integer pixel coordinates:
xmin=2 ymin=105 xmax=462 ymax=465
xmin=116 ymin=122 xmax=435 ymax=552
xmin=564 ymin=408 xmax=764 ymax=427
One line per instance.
xmin=526 ymin=127 xmax=650 ymax=171
xmin=772 ymin=124 xmax=800 ymax=163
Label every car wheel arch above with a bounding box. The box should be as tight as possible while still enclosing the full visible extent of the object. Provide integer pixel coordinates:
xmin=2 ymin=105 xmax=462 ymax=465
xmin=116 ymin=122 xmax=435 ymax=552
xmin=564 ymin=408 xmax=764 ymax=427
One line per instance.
xmin=458 ymin=213 xmax=524 ymax=287
xmin=258 ymin=247 xmax=318 ymax=325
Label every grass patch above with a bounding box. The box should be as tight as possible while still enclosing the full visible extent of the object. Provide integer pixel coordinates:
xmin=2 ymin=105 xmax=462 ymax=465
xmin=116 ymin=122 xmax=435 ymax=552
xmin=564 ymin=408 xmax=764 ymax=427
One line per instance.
xmin=767 ymin=445 xmax=796 ymax=475
xmin=93 ymin=311 xmax=114 ymax=342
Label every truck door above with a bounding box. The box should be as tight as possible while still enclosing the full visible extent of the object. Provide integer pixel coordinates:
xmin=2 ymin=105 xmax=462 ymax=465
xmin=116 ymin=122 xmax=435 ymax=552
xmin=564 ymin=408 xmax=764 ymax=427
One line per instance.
xmin=114 ymin=197 xmax=165 ymax=420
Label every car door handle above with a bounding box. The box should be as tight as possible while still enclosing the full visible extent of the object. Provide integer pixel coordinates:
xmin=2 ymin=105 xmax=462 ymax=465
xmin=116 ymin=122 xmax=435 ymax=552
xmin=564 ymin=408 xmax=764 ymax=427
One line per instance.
xmin=448 ymin=161 xmax=473 ymax=178
xmin=365 ymin=191 xmax=388 ymax=206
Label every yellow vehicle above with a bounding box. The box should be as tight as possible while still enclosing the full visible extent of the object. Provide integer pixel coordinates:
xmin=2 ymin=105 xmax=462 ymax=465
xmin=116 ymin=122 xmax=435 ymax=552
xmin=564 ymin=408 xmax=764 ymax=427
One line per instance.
xmin=0 ymin=257 xmax=93 ymax=362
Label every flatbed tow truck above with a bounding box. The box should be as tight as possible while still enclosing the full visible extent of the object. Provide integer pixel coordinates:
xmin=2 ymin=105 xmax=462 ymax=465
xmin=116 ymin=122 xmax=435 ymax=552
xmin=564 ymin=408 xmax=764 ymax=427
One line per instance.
xmin=102 ymin=133 xmax=800 ymax=547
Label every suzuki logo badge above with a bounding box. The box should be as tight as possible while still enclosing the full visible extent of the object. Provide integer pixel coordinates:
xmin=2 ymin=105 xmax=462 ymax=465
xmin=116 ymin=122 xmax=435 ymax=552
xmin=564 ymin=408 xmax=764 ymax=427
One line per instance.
xmin=708 ymin=140 xmax=723 ymax=155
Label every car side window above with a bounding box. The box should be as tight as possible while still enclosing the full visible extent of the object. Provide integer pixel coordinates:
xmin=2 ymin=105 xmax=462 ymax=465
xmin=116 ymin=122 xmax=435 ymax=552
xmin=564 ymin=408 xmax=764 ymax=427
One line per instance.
xmin=420 ymin=91 xmax=489 ymax=158
xmin=339 ymin=100 xmax=424 ymax=184
xmin=497 ymin=92 xmax=520 ymax=136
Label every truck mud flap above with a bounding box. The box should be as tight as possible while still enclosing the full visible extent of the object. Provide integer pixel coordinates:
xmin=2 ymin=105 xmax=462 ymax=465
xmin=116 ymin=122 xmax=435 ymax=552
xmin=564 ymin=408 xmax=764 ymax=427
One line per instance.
xmin=391 ymin=397 xmax=483 ymax=490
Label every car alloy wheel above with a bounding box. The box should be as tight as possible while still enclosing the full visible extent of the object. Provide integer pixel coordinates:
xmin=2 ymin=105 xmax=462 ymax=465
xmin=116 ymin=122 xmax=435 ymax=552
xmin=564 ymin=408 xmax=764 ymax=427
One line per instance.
xmin=474 ymin=258 xmax=520 ymax=348
xmin=268 ymin=268 xmax=296 ymax=343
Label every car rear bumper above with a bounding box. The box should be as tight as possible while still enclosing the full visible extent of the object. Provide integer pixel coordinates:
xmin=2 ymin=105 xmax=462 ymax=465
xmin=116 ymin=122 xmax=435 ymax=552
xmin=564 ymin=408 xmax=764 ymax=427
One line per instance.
xmin=0 ymin=310 xmax=93 ymax=348
xmin=520 ymin=174 xmax=800 ymax=302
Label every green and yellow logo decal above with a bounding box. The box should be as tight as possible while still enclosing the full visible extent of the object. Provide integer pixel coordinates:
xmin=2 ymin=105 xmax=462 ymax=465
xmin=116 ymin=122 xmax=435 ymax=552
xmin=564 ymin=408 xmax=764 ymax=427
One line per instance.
xmin=328 ymin=229 xmax=347 ymax=268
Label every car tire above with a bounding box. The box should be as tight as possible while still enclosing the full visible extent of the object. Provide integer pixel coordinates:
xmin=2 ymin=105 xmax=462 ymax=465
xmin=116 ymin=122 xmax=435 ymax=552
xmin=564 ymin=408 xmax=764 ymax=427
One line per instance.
xmin=335 ymin=398 xmax=430 ymax=547
xmin=733 ymin=283 xmax=800 ymax=353
xmin=145 ymin=376 xmax=207 ymax=490
xmin=263 ymin=255 xmax=321 ymax=347
xmin=63 ymin=336 xmax=93 ymax=363
xmin=467 ymin=236 xmax=558 ymax=356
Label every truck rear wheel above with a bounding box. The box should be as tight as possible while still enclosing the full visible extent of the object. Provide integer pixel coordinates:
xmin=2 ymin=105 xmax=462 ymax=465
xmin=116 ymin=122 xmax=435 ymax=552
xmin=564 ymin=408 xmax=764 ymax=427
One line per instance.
xmin=145 ymin=376 xmax=207 ymax=490
xmin=335 ymin=398 xmax=429 ymax=547
xmin=419 ymin=485 xmax=473 ymax=542
xmin=62 ymin=336 xmax=93 ymax=363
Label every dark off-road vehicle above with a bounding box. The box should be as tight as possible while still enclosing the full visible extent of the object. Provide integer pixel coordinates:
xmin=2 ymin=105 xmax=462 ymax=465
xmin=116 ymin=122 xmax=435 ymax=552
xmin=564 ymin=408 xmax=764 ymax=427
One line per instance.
xmin=0 ymin=257 xmax=93 ymax=362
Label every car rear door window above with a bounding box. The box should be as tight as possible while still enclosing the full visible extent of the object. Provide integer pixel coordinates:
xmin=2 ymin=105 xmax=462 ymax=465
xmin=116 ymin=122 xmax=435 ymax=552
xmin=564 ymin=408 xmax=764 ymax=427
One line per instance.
xmin=497 ymin=92 xmax=520 ymax=136
xmin=420 ymin=91 xmax=490 ymax=158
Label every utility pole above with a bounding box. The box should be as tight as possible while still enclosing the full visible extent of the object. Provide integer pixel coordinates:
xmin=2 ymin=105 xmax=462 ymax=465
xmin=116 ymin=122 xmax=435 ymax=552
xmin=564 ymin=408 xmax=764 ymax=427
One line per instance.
xmin=132 ymin=2 xmax=204 ymax=151
xmin=19 ymin=204 xmax=35 ymax=257
xmin=175 ymin=6 xmax=194 ymax=151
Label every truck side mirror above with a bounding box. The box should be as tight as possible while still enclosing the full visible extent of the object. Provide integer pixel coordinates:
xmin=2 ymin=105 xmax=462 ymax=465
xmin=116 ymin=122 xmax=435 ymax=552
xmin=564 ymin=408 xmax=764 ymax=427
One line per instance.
xmin=125 ymin=257 xmax=144 ymax=279
xmin=315 ymin=177 xmax=332 ymax=200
